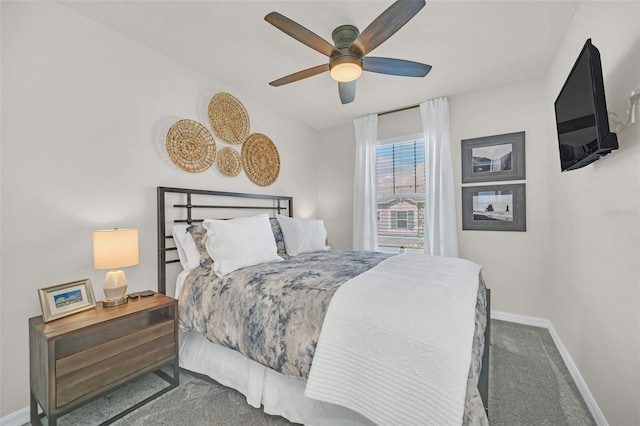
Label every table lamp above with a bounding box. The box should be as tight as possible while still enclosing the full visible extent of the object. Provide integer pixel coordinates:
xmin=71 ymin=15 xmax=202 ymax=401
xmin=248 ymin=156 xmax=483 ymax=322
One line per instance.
xmin=93 ymin=228 xmax=139 ymax=307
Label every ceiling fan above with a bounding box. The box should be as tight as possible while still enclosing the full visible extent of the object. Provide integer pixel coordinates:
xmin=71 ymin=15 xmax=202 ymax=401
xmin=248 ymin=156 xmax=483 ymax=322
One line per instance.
xmin=265 ymin=0 xmax=431 ymax=105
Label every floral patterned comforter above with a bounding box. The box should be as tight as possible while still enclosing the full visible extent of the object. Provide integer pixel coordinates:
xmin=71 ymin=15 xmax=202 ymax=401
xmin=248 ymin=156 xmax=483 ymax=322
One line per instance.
xmin=178 ymin=250 xmax=391 ymax=377
xmin=178 ymin=250 xmax=488 ymax=424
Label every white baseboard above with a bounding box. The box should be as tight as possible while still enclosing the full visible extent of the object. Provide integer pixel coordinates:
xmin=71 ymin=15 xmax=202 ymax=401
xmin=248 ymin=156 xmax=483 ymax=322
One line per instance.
xmin=0 ymin=406 xmax=29 ymax=426
xmin=492 ymin=310 xmax=608 ymax=426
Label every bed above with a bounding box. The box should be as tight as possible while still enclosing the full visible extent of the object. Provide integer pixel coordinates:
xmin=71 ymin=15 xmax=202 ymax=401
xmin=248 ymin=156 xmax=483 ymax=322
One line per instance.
xmin=157 ymin=186 xmax=490 ymax=425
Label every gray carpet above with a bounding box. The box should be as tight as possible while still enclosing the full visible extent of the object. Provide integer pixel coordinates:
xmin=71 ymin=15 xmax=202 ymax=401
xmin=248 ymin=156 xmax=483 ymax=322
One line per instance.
xmin=32 ymin=319 xmax=595 ymax=425
xmin=488 ymin=320 xmax=595 ymax=426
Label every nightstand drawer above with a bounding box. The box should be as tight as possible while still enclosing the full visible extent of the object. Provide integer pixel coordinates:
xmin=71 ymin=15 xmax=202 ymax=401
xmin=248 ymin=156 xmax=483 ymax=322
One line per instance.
xmin=56 ymin=321 xmax=175 ymax=407
xmin=55 ymin=305 xmax=175 ymax=359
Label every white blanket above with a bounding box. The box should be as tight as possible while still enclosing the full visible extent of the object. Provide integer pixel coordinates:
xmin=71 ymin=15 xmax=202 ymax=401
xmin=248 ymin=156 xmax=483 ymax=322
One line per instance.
xmin=305 ymin=253 xmax=481 ymax=426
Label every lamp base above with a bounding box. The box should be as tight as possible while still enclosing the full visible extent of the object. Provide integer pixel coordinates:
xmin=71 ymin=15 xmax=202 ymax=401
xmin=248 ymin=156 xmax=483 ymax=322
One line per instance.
xmin=103 ymin=296 xmax=128 ymax=307
xmin=103 ymin=269 xmax=128 ymax=307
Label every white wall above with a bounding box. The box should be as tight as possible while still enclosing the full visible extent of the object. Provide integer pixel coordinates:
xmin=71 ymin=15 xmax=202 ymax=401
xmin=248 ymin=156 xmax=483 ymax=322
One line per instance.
xmin=543 ymin=2 xmax=640 ymax=424
xmin=450 ymin=81 xmax=551 ymax=318
xmin=0 ymin=2 xmax=320 ymax=416
xmin=378 ymin=107 xmax=422 ymax=141
xmin=317 ymin=122 xmax=355 ymax=250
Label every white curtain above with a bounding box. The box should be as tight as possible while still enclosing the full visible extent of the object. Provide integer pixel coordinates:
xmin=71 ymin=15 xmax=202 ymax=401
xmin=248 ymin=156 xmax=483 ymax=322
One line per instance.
xmin=352 ymin=114 xmax=378 ymax=251
xmin=420 ymin=98 xmax=459 ymax=257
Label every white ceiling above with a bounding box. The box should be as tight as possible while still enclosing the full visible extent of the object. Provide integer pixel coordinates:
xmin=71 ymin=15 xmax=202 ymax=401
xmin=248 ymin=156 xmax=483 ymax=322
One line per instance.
xmin=61 ymin=1 xmax=579 ymax=130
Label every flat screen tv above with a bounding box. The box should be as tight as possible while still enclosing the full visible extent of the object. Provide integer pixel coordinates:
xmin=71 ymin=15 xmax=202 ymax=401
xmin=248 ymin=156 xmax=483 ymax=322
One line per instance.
xmin=554 ymin=38 xmax=618 ymax=171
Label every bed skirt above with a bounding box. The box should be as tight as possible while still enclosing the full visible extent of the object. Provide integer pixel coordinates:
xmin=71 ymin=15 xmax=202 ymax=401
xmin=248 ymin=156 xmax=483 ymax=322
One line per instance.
xmin=179 ymin=330 xmax=375 ymax=425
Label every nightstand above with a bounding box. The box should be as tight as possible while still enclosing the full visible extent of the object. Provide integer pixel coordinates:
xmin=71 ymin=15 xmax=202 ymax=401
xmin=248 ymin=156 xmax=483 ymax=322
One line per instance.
xmin=29 ymin=293 xmax=178 ymax=426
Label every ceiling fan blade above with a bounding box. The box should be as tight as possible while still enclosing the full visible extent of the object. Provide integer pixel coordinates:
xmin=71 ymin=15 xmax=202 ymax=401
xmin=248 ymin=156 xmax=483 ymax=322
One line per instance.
xmin=349 ymin=0 xmax=426 ymax=56
xmin=269 ymin=64 xmax=330 ymax=87
xmin=363 ymin=57 xmax=431 ymax=77
xmin=338 ymin=81 xmax=356 ymax=104
xmin=265 ymin=12 xmax=339 ymax=58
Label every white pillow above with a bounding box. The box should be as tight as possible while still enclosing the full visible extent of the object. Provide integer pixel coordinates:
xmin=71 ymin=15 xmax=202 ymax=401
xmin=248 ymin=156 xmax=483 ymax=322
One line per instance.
xmin=276 ymin=215 xmax=330 ymax=256
xmin=203 ymin=214 xmax=282 ymax=277
xmin=171 ymin=225 xmax=201 ymax=272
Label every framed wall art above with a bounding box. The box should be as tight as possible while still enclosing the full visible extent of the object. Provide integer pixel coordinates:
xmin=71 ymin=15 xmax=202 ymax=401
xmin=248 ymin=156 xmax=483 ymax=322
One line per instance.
xmin=38 ymin=279 xmax=96 ymax=322
xmin=461 ymin=131 xmax=525 ymax=183
xmin=462 ymin=184 xmax=526 ymax=231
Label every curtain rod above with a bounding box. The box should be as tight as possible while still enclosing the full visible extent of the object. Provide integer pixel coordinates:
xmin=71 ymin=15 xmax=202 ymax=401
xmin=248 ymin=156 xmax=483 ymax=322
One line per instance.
xmin=378 ymin=104 xmax=419 ymax=117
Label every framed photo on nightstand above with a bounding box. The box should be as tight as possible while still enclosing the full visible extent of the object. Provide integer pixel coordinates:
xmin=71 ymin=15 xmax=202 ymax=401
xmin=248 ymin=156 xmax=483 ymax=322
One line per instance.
xmin=38 ymin=279 xmax=97 ymax=322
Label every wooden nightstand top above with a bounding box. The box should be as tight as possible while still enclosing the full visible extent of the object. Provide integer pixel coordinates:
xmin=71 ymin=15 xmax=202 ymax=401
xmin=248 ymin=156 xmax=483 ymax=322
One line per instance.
xmin=30 ymin=293 xmax=176 ymax=338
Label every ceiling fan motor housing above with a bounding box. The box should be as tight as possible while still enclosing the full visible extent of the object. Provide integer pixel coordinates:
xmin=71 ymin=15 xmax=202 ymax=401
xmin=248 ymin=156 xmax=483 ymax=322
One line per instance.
xmin=331 ymin=25 xmax=360 ymax=50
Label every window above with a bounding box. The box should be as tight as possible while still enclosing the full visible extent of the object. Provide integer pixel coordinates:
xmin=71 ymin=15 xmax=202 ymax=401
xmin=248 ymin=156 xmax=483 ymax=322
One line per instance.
xmin=376 ymin=136 xmax=425 ymax=250
xmin=391 ymin=211 xmax=415 ymax=230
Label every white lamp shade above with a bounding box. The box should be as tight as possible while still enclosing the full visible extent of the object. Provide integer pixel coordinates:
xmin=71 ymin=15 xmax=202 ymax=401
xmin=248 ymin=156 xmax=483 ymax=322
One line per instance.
xmin=93 ymin=228 xmax=139 ymax=270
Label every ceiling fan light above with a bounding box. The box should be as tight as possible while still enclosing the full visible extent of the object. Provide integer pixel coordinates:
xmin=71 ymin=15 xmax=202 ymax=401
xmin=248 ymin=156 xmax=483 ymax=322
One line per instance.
xmin=330 ymin=62 xmax=362 ymax=83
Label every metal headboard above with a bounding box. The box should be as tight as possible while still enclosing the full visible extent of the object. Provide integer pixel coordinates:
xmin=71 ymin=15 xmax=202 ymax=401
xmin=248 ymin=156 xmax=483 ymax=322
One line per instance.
xmin=157 ymin=186 xmax=293 ymax=295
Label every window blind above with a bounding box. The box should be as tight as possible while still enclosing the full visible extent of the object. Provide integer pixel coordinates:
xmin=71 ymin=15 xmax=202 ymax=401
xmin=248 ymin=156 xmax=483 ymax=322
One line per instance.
xmin=376 ymin=139 xmax=426 ymax=249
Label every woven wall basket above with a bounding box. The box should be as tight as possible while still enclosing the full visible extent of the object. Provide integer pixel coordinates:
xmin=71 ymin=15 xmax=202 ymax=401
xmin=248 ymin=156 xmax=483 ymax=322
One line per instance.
xmin=166 ymin=119 xmax=216 ymax=173
xmin=217 ymin=147 xmax=242 ymax=177
xmin=208 ymin=93 xmax=250 ymax=145
xmin=241 ymin=133 xmax=280 ymax=187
